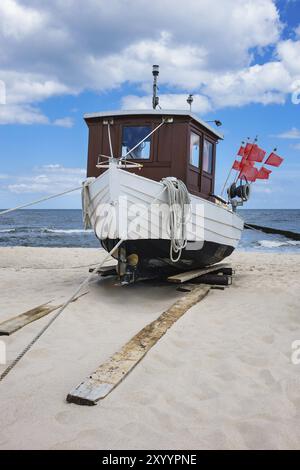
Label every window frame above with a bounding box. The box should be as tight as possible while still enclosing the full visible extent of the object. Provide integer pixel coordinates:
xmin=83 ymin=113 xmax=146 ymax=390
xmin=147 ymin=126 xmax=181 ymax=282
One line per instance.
xmin=120 ymin=123 xmax=153 ymax=161
xmin=202 ymin=137 xmax=215 ymax=175
xmin=189 ymin=130 xmax=201 ymax=169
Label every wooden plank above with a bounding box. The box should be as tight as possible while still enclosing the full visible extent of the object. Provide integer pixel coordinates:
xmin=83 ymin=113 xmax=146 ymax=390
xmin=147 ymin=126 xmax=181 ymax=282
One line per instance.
xmin=88 ymin=265 xmax=117 ymax=274
xmin=67 ymin=285 xmax=210 ymax=406
xmin=167 ymin=263 xmax=230 ymax=284
xmin=0 ymin=293 xmax=87 ymax=336
xmin=177 ymin=283 xmax=226 ymax=292
xmin=176 ymin=283 xmax=196 ymax=292
xmin=190 ymin=273 xmax=232 ymax=286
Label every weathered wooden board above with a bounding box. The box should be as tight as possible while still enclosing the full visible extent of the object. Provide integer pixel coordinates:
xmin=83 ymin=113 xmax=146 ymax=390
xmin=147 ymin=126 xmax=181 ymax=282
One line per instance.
xmin=191 ymin=274 xmax=232 ymax=286
xmin=67 ymin=285 xmax=210 ymax=406
xmin=167 ymin=263 xmax=230 ymax=284
xmin=88 ymin=264 xmax=117 ymax=274
xmin=0 ymin=293 xmax=87 ymax=336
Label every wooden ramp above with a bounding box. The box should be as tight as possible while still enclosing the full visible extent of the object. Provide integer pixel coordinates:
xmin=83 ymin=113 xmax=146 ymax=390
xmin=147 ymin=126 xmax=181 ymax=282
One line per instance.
xmin=67 ymin=285 xmax=210 ymax=406
xmin=0 ymin=293 xmax=87 ymax=336
xmin=167 ymin=263 xmax=230 ymax=284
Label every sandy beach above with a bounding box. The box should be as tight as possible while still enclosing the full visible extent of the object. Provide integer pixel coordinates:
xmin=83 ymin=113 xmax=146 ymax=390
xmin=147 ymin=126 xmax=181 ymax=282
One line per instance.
xmin=0 ymin=247 xmax=300 ymax=450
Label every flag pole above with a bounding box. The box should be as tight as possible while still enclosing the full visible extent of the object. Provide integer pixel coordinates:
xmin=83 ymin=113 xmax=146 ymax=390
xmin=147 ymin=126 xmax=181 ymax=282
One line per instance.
xmin=221 ymin=139 xmax=247 ymax=196
xmin=235 ymin=137 xmax=257 ymax=183
xmin=220 ymin=166 xmax=233 ymax=197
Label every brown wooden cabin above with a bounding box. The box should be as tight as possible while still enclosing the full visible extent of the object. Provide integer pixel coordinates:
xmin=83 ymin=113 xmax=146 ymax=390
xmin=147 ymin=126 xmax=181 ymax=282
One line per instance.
xmin=84 ymin=110 xmax=223 ymax=201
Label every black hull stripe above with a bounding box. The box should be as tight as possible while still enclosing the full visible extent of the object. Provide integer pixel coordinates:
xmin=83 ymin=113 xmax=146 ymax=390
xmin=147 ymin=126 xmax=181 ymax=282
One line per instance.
xmin=101 ymin=238 xmax=234 ymax=271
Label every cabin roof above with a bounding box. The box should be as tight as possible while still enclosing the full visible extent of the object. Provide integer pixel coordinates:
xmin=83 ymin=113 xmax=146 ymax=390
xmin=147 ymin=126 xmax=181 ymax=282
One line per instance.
xmin=83 ymin=109 xmax=224 ymax=140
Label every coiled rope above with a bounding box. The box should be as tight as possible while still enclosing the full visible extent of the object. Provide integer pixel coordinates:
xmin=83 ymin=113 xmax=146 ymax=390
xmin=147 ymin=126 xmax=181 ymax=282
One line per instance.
xmin=162 ymin=177 xmax=191 ymax=263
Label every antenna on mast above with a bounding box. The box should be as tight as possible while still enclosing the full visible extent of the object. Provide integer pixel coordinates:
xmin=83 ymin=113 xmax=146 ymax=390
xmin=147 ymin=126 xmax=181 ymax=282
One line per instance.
xmin=187 ymin=94 xmax=193 ymax=111
xmin=152 ymin=65 xmax=159 ymax=109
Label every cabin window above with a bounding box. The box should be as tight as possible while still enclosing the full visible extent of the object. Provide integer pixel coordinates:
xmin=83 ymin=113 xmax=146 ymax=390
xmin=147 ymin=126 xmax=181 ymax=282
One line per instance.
xmin=203 ymin=139 xmax=213 ymax=173
xmin=190 ymin=132 xmax=200 ymax=167
xmin=121 ymin=126 xmax=151 ymax=159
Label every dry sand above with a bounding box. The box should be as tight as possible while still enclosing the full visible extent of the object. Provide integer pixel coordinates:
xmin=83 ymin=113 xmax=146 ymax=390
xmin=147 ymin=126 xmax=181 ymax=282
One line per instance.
xmin=0 ymin=247 xmax=299 ymax=450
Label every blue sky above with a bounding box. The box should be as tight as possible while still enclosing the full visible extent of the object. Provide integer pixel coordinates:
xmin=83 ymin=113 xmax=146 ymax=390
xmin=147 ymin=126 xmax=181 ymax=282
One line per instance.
xmin=0 ymin=0 xmax=300 ymax=209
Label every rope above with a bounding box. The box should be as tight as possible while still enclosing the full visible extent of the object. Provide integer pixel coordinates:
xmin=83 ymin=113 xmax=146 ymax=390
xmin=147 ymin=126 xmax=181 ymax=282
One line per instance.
xmin=162 ymin=177 xmax=191 ymax=262
xmin=0 ymin=238 xmax=124 ymax=382
xmin=0 ymin=186 xmax=167 ymax=382
xmin=82 ymin=178 xmax=95 ymax=229
xmin=220 ymin=167 xmax=232 ymax=197
xmin=121 ymin=119 xmax=166 ymax=161
xmin=0 ymin=119 xmax=170 ymax=380
xmin=1 ymin=119 xmax=167 ymax=218
xmin=107 ymin=122 xmax=114 ymax=158
xmin=0 ymin=186 xmax=82 ymax=217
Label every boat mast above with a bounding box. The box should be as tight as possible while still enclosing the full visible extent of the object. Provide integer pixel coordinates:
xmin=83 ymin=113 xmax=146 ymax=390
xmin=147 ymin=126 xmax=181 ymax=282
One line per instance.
xmin=152 ymin=64 xmax=160 ymax=109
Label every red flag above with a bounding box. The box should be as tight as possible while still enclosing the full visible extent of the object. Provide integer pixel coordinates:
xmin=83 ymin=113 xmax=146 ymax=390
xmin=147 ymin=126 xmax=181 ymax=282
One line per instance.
xmin=257 ymin=147 xmax=267 ymax=162
xmin=256 ymin=167 xmax=272 ymax=180
xmin=237 ymin=146 xmax=245 ymax=157
xmin=239 ymin=164 xmax=258 ymax=182
xmin=244 ymin=143 xmax=253 ymax=157
xmin=241 ymin=156 xmax=254 ymax=166
xmin=232 ymin=160 xmax=241 ymax=171
xmin=265 ymin=152 xmax=283 ymax=167
xmin=247 ymin=144 xmax=266 ymax=162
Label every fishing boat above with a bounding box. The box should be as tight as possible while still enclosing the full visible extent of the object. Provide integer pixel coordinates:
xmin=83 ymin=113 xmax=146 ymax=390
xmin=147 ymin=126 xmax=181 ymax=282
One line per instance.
xmin=81 ymin=66 xmax=248 ymax=284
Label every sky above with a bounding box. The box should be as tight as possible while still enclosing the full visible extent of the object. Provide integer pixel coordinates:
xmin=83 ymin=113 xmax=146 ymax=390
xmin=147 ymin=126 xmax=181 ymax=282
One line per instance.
xmin=0 ymin=0 xmax=300 ymax=209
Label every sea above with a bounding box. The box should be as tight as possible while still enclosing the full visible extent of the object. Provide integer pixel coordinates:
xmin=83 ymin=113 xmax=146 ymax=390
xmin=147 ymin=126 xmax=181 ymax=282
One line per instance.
xmin=0 ymin=209 xmax=300 ymax=252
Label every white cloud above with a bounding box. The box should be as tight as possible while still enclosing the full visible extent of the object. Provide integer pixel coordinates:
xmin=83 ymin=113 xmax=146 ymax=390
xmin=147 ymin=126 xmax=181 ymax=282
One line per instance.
xmin=0 ymin=105 xmax=75 ymax=126
xmin=277 ymin=39 xmax=300 ymax=76
xmin=0 ymin=80 xmax=6 ymax=104
xmin=38 ymin=164 xmax=85 ymax=175
xmin=0 ymin=103 xmax=49 ymax=125
xmin=53 ymin=117 xmax=74 ymax=128
xmin=204 ymin=62 xmax=291 ymax=108
xmin=3 ymin=0 xmax=279 ymax=80
xmin=0 ymin=0 xmax=44 ymax=41
xmin=291 ymin=143 xmax=300 ymax=150
xmin=0 ymin=0 xmax=299 ymax=122
xmin=122 ymin=61 xmax=292 ymax=111
xmin=5 ymin=164 xmax=85 ymax=194
xmin=2 ymin=72 xmax=71 ymax=105
xmin=272 ymin=127 xmax=300 ymax=139
xmin=0 ymin=71 xmax=75 ymax=124
xmin=122 ymin=93 xmax=212 ymax=113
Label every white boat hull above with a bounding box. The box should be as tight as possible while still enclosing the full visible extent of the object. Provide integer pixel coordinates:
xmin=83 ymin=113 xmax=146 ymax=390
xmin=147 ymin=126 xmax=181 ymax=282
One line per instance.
xmin=82 ymin=161 xmax=244 ymax=272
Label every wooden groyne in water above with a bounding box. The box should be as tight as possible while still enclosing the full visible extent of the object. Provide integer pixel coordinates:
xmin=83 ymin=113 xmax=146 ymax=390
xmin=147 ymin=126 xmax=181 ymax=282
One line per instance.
xmin=245 ymin=223 xmax=300 ymax=241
